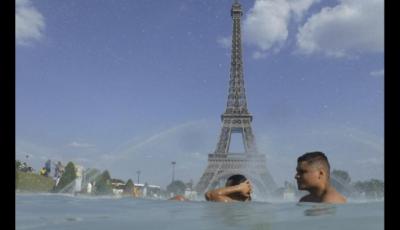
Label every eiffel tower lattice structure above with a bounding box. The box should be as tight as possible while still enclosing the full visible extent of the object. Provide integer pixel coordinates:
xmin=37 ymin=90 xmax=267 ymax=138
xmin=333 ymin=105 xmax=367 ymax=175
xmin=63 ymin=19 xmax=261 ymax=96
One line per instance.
xmin=195 ymin=1 xmax=277 ymax=198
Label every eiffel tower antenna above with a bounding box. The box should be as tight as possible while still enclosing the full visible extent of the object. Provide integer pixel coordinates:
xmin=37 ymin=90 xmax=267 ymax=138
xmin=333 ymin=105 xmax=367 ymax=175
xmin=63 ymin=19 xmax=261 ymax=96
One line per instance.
xmin=195 ymin=2 xmax=277 ymax=199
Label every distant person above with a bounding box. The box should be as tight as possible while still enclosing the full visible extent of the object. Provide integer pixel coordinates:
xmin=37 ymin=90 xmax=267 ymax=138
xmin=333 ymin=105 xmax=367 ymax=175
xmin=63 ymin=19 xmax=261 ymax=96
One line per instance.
xmin=44 ymin=160 xmax=51 ymax=177
xmin=39 ymin=167 xmax=47 ymax=176
xmin=20 ymin=162 xmax=32 ymax=173
xmin=295 ymin=151 xmax=346 ymax=204
xmin=169 ymin=194 xmax=189 ymax=201
xmin=54 ymin=161 xmax=62 ymax=178
xmin=205 ymin=174 xmax=252 ymax=202
xmin=132 ymin=186 xmax=141 ymax=198
xmin=21 ymin=162 xmax=28 ymax=172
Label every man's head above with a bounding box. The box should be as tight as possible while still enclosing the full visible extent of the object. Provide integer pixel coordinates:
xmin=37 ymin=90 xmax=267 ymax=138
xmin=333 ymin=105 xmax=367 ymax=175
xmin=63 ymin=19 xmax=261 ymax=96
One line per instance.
xmin=225 ymin=174 xmax=247 ymax=187
xmin=225 ymin=174 xmax=251 ymax=201
xmin=295 ymin=151 xmax=331 ymax=190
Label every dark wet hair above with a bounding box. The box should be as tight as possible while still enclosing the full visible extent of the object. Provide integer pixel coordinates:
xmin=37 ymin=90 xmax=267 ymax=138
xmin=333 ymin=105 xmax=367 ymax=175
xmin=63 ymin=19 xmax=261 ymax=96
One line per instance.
xmin=298 ymin=151 xmax=330 ymax=175
xmin=225 ymin=174 xmax=247 ymax=187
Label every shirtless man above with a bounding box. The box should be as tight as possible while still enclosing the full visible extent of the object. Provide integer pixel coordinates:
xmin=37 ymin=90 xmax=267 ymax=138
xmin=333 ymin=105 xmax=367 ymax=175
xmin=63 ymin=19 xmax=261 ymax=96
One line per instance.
xmin=295 ymin=151 xmax=346 ymax=204
xmin=205 ymin=174 xmax=252 ymax=202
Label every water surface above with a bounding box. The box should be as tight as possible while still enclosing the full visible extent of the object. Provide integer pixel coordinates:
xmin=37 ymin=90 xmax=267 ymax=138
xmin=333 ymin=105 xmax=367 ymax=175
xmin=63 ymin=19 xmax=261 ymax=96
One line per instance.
xmin=16 ymin=193 xmax=383 ymax=230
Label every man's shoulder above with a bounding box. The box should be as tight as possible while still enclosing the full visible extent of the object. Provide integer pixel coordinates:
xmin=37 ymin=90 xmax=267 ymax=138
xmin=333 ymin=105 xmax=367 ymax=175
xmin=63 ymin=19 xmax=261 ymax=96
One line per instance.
xmin=323 ymin=190 xmax=347 ymax=203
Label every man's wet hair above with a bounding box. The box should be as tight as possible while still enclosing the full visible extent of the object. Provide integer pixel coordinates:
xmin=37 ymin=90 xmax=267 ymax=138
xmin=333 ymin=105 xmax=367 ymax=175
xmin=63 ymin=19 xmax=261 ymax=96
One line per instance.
xmin=225 ymin=174 xmax=247 ymax=187
xmin=298 ymin=151 xmax=331 ymax=176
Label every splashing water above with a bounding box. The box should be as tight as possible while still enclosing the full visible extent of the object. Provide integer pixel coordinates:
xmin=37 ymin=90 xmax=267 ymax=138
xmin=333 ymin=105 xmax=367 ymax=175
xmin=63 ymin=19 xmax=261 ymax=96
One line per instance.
xmin=90 ymin=120 xmax=215 ymax=187
xmin=57 ymin=168 xmax=103 ymax=194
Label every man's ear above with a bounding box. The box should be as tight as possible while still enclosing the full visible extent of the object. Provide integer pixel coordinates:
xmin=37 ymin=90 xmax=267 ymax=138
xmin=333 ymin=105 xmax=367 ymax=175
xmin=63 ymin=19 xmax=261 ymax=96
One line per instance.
xmin=318 ymin=168 xmax=325 ymax=179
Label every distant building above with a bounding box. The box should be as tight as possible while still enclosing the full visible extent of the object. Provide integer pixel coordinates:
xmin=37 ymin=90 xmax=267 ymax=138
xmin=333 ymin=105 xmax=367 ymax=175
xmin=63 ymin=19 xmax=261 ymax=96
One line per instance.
xmin=111 ymin=179 xmax=126 ymax=196
xmin=112 ymin=188 xmax=124 ymax=196
xmin=133 ymin=183 xmax=161 ymax=198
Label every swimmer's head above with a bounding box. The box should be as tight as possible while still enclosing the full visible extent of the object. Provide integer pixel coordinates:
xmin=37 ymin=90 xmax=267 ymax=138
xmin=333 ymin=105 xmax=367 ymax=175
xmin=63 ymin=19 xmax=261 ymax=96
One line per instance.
xmin=225 ymin=174 xmax=251 ymax=201
xmin=225 ymin=174 xmax=247 ymax=187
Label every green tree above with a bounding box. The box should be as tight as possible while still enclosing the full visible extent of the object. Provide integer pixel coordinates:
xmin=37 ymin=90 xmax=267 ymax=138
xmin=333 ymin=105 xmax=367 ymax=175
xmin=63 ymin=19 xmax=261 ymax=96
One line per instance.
xmin=54 ymin=162 xmax=76 ymax=193
xmin=94 ymin=170 xmax=113 ymax=195
xmin=331 ymin=169 xmax=353 ymax=195
xmin=166 ymin=180 xmax=186 ymax=195
xmin=102 ymin=170 xmax=111 ymax=181
xmin=16 ymin=161 xmax=20 ymax=188
xmin=16 ymin=160 xmax=22 ymax=171
xmin=353 ymin=179 xmax=384 ymax=198
xmin=111 ymin=178 xmax=125 ymax=184
xmin=123 ymin=179 xmax=134 ymax=195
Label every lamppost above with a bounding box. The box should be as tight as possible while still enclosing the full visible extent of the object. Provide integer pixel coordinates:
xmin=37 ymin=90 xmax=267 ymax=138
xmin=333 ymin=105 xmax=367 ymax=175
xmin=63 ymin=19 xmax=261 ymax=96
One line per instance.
xmin=171 ymin=161 xmax=176 ymax=183
xmin=136 ymin=170 xmax=141 ymax=184
xmin=25 ymin=154 xmax=29 ymax=165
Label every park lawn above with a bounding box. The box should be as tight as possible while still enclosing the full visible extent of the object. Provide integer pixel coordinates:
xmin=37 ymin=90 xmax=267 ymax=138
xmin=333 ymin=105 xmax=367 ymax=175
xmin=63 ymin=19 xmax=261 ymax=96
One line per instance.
xmin=16 ymin=171 xmax=55 ymax=192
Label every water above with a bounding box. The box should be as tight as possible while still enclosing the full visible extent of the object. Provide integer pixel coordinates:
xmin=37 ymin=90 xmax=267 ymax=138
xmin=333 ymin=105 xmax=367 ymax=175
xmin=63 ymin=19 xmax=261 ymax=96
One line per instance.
xmin=16 ymin=193 xmax=383 ymax=230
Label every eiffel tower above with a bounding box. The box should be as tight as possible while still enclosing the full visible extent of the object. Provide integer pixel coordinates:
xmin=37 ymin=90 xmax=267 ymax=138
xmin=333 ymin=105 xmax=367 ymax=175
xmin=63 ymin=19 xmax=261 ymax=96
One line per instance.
xmin=195 ymin=1 xmax=277 ymax=198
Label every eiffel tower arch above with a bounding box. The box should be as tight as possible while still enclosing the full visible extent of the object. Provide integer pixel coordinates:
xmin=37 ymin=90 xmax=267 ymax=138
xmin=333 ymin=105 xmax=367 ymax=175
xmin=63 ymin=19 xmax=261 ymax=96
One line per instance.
xmin=195 ymin=1 xmax=277 ymax=199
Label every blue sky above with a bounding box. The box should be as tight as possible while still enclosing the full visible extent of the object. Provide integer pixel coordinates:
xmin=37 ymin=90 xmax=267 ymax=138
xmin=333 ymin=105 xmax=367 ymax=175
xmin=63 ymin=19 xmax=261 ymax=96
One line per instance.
xmin=16 ymin=0 xmax=384 ymax=188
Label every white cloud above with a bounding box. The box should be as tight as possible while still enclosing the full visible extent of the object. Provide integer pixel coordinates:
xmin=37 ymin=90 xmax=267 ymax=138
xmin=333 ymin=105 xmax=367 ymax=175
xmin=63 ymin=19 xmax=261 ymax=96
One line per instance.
xmin=252 ymin=51 xmax=267 ymax=59
xmin=68 ymin=141 xmax=96 ymax=148
xmin=16 ymin=0 xmax=45 ymax=46
xmin=370 ymin=69 xmax=384 ymax=77
xmin=217 ymin=36 xmax=231 ymax=48
xmin=243 ymin=0 xmax=318 ymax=57
xmin=244 ymin=0 xmax=291 ymax=52
xmin=296 ymin=0 xmax=383 ymax=57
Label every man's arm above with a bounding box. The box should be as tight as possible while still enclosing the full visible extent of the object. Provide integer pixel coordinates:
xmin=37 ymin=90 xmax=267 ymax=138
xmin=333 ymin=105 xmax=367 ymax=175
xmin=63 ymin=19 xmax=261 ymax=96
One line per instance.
xmin=205 ymin=180 xmax=251 ymax=202
xmin=205 ymin=190 xmax=235 ymax=202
